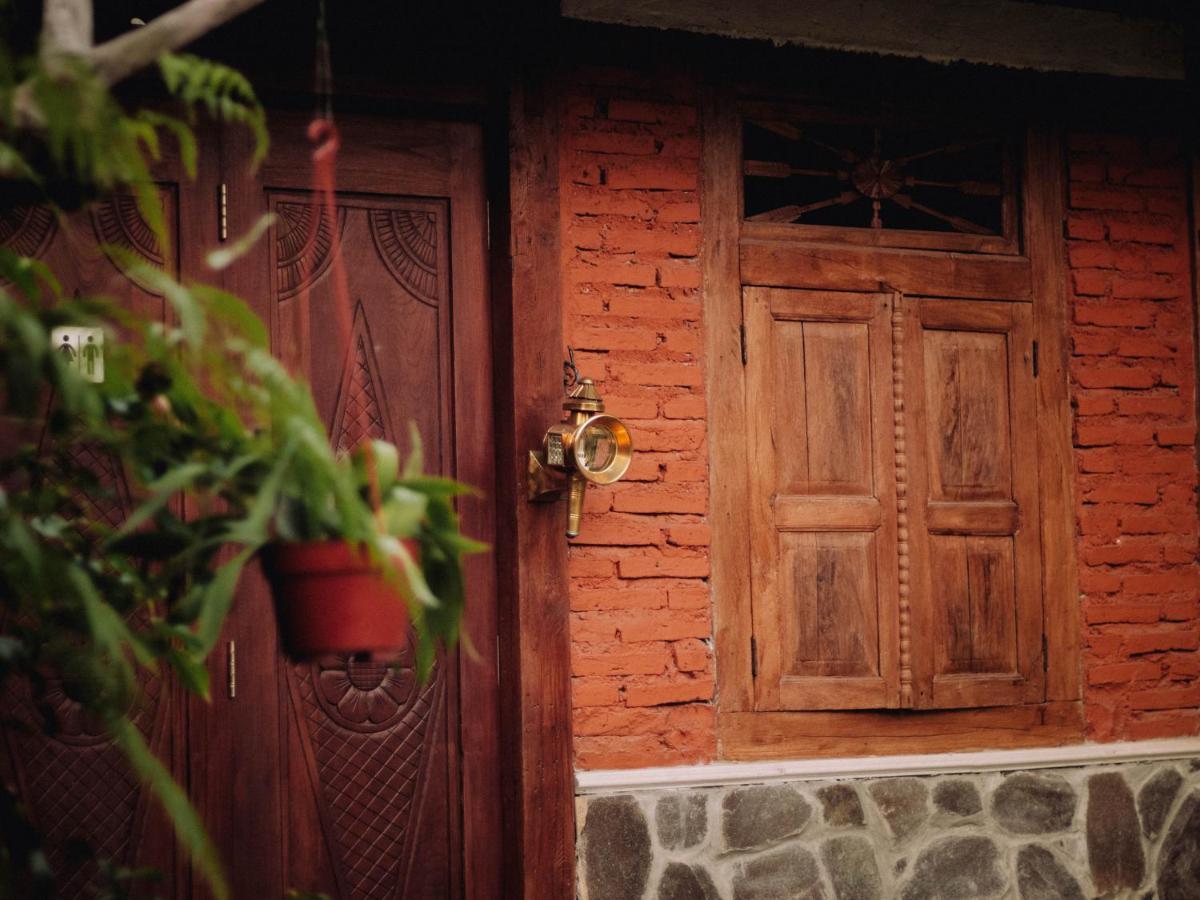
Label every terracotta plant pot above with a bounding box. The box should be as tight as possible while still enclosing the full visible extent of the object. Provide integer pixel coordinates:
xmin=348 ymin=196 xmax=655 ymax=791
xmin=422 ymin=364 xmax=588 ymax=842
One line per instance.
xmin=261 ymin=539 xmax=417 ymax=660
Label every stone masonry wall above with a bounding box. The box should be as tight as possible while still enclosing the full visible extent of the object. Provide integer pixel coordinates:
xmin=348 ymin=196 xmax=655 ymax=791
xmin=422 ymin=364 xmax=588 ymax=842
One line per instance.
xmin=1066 ymin=134 xmax=1200 ymax=742
xmin=561 ymin=61 xmax=1200 ymax=770
xmin=576 ymin=756 xmax=1200 ymax=899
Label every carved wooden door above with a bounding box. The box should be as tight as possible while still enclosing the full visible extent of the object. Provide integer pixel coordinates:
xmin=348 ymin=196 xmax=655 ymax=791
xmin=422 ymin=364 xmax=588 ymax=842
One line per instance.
xmin=0 ymin=146 xmax=214 ymax=897
xmin=192 ymin=113 xmax=501 ymax=900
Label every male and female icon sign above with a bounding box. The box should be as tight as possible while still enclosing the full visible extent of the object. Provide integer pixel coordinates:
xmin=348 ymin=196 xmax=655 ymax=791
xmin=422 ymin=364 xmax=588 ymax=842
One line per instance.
xmin=50 ymin=326 xmax=105 ymax=383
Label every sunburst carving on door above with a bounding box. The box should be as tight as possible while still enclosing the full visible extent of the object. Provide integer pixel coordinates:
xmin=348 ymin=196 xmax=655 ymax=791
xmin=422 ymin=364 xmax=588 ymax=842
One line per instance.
xmin=275 ymin=200 xmax=345 ymax=299
xmin=368 ymin=208 xmax=439 ymax=307
xmin=0 ymin=205 xmax=57 ymax=268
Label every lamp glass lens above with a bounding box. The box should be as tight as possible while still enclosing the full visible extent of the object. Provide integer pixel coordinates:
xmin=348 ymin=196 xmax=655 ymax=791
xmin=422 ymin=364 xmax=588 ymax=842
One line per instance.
xmin=578 ymin=422 xmax=617 ymax=473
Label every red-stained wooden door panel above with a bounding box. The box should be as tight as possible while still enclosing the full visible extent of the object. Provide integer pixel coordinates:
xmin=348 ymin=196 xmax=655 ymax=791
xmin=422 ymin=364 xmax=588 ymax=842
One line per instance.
xmin=198 ymin=113 xmax=501 ymax=900
xmin=0 ymin=157 xmax=212 ymax=897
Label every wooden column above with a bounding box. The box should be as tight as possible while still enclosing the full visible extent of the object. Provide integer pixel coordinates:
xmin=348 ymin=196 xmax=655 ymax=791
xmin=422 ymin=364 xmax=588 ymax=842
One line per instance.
xmin=491 ymin=65 xmax=575 ymax=897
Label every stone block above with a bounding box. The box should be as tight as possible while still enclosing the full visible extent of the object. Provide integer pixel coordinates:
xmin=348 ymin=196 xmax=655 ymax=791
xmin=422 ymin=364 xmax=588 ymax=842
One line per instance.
xmin=992 ymin=772 xmax=1077 ymax=834
xmin=818 ymin=784 xmax=865 ymax=828
xmin=821 ymin=835 xmax=882 ymax=900
xmin=732 ymin=846 xmax=823 ymax=900
xmin=1137 ymin=766 xmax=1183 ymax=840
xmin=658 ymin=862 xmax=720 ymax=900
xmin=1016 ymin=844 xmax=1085 ymax=900
xmin=867 ymin=778 xmax=928 ymax=843
xmin=1158 ymin=791 xmax=1200 ymax=899
xmin=1086 ymin=772 xmax=1146 ymax=894
xmin=657 ymin=793 xmax=708 ymax=850
xmin=900 ymin=836 xmax=1006 ymax=900
xmin=722 ymin=785 xmax=812 ymax=851
xmin=932 ymin=780 xmax=982 ymax=818
xmin=582 ymin=795 xmax=652 ymax=900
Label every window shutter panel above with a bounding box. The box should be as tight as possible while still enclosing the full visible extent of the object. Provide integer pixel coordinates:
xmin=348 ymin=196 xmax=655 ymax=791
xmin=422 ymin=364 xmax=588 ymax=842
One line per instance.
xmin=903 ymin=298 xmax=1045 ymax=709
xmin=744 ymin=288 xmax=900 ymax=710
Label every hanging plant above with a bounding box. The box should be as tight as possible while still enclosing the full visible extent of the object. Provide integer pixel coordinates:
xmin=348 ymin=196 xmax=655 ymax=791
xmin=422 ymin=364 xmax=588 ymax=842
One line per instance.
xmin=0 ymin=20 xmax=481 ymax=900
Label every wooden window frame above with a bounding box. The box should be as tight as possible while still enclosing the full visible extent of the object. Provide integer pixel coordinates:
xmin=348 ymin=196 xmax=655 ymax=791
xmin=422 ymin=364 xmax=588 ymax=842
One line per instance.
xmin=703 ymin=88 xmax=1082 ymax=760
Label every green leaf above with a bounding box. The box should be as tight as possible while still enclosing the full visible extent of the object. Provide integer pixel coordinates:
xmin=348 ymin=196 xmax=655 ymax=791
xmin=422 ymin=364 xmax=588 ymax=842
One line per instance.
xmin=206 ymin=213 xmax=274 ymax=271
xmin=195 ymin=548 xmax=254 ymax=654
xmin=110 ymin=462 xmax=206 ymax=542
xmin=108 ymin=717 xmax=228 ymax=900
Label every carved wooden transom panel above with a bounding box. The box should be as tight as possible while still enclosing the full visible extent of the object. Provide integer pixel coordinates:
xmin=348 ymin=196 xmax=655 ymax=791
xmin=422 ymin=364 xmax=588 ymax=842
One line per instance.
xmin=742 ymin=116 xmax=1018 ymax=253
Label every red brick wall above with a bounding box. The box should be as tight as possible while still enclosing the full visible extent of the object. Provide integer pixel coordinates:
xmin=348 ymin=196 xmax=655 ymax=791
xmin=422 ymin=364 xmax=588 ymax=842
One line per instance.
xmin=561 ymin=72 xmax=716 ymax=768
xmin=1066 ymin=133 xmax=1200 ymax=742
xmin=561 ymin=74 xmax=1200 ymax=768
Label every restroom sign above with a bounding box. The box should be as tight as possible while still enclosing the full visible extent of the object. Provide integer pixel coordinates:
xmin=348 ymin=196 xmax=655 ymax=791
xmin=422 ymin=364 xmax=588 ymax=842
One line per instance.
xmin=50 ymin=326 xmax=105 ymax=383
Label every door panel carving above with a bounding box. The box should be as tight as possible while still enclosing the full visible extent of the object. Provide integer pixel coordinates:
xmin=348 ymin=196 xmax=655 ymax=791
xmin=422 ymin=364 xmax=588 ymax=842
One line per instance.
xmin=0 ymin=195 xmax=179 ymax=898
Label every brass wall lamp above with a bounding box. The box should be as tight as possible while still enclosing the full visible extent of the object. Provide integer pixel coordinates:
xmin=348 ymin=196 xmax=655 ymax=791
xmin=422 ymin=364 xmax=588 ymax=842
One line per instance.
xmin=528 ymin=368 xmax=633 ymax=538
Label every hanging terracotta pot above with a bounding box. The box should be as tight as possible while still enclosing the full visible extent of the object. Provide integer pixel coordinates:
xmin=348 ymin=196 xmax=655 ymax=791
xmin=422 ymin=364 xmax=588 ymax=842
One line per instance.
xmin=261 ymin=539 xmax=416 ymax=660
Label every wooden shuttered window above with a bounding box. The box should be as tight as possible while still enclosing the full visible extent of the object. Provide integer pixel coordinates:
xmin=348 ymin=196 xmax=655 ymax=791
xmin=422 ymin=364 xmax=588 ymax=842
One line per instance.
xmin=745 ymin=288 xmax=1044 ymax=711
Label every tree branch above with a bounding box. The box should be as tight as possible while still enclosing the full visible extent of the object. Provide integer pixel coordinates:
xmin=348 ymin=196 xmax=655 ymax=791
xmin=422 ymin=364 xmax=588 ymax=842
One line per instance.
xmin=88 ymin=0 xmax=268 ymax=87
xmin=41 ymin=0 xmax=93 ymax=58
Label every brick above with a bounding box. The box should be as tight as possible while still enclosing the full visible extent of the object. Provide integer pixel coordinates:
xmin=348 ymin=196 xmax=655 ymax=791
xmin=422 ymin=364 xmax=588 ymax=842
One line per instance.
xmin=625 ymin=676 xmax=714 ymax=706
xmin=569 ymin=557 xmax=615 ymax=578
xmin=1073 ymin=333 xmax=1118 ymax=355
xmin=624 ymin=422 xmax=705 ymax=452
xmin=1125 ymin=629 xmax=1199 ymax=655
xmin=1070 ymin=184 xmax=1144 ymax=211
xmin=568 ymin=518 xmax=664 ymax=546
xmin=1122 ymin=572 xmax=1197 ymax=594
xmin=618 ymin=362 xmax=703 ymax=387
xmin=668 ymin=583 xmax=710 ymax=609
xmin=1068 ymin=242 xmax=1115 ymax=268
xmin=571 ymin=258 xmax=658 ymax=287
xmin=1073 ymin=366 xmax=1156 ymax=389
xmin=1071 ymin=268 xmax=1109 ymax=296
xmin=571 ymin=642 xmax=671 ymax=676
xmin=1067 ymin=214 xmax=1106 ymax=240
xmin=1082 ymin=482 xmax=1159 ymax=504
xmin=1077 ymin=448 xmax=1118 ymax=473
xmin=571 ymin=326 xmax=659 ymax=351
xmin=658 ymin=201 xmax=701 ymax=223
xmin=1079 ymin=571 xmax=1122 ymax=593
xmin=606 ymin=99 xmax=697 ymax=126
xmin=606 ymin=160 xmax=699 ymax=191
xmin=1074 ymin=394 xmax=1116 ymax=415
xmin=572 ymin=676 xmax=623 ymax=708
xmin=612 ymin=485 xmax=706 ymax=516
xmin=618 ymin=555 xmax=710 ymax=578
xmin=1125 ymin=711 xmax=1200 ymax=741
xmin=1075 ymin=423 xmax=1155 ymax=446
xmin=1157 ymin=425 xmax=1196 ymax=446
xmin=1073 ymin=302 xmax=1156 ymax=327
xmin=572 ymin=131 xmax=659 ymax=155
xmin=665 ymin=459 xmax=707 ymax=482
xmin=570 ymin=586 xmax=667 ymax=612
xmin=616 ymin=608 xmax=710 ymax=642
xmin=1106 ymin=216 xmax=1177 ymax=244
xmin=1118 ymin=395 xmax=1187 ymax=417
xmin=1117 ymin=337 xmax=1174 ymax=358
xmin=662 ymin=395 xmax=706 ymax=419
xmin=1081 ymin=540 xmax=1162 ymax=565
xmin=1121 ymin=511 xmax=1196 ymax=535
xmin=1088 ymin=661 xmax=1162 ymax=685
xmin=603 ymin=225 xmax=701 ymax=257
xmin=673 ymin=639 xmax=710 ymax=672
xmin=1129 ymin=685 xmax=1200 ymax=711
xmin=668 ymin=524 xmax=711 ymax=546
xmin=1078 ymin=508 xmax=1119 ymax=537
xmin=1112 ymin=274 xmax=1183 ymax=299
xmin=1085 ymin=603 xmax=1161 ymax=625
xmin=657 ymin=262 xmax=702 ymax=289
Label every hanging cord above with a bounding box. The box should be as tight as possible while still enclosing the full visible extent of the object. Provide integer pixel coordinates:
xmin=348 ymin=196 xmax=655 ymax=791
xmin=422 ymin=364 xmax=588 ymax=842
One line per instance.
xmin=295 ymin=0 xmax=385 ymax=527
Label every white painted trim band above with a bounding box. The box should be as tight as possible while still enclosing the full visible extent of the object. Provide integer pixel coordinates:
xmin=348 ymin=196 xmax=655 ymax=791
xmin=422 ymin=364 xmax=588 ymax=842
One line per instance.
xmin=574 ymin=738 xmax=1200 ymax=794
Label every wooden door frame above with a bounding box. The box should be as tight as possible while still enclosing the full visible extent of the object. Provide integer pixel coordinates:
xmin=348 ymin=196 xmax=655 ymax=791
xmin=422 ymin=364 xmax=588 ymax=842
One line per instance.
xmin=704 ymin=86 xmax=1083 ymax=760
xmin=489 ymin=69 xmax=577 ymax=899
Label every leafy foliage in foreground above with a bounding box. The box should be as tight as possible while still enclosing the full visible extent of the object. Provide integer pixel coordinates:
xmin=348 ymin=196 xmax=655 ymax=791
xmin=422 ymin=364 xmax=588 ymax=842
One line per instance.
xmin=0 ymin=33 xmax=479 ymax=900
